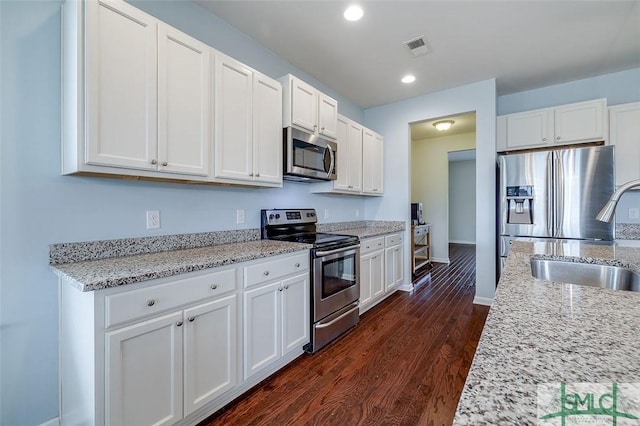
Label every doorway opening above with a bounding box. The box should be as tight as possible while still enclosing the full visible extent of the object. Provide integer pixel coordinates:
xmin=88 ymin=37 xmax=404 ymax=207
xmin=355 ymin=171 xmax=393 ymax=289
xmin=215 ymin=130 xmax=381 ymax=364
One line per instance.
xmin=409 ymin=111 xmax=476 ymax=280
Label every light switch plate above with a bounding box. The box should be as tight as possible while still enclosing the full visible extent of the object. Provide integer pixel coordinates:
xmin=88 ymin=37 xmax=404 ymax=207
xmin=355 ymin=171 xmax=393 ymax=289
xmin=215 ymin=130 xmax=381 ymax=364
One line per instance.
xmin=146 ymin=210 xmax=160 ymax=229
xmin=236 ymin=209 xmax=245 ymax=224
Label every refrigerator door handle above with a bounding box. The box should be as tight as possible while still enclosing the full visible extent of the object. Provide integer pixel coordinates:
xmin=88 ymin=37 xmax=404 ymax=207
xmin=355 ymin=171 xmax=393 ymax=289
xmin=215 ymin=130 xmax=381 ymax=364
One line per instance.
xmin=555 ymin=153 xmax=564 ymax=237
xmin=547 ymin=154 xmax=554 ymax=236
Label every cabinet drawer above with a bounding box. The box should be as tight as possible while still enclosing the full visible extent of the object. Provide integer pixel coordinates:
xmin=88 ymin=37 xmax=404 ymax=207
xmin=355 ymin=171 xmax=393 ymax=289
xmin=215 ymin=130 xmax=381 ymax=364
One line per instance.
xmin=360 ymin=236 xmax=385 ymax=254
xmin=385 ymin=233 xmax=403 ymax=247
xmin=105 ymin=268 xmax=236 ymax=328
xmin=414 ymin=225 xmax=429 ymax=237
xmin=244 ymin=252 xmax=309 ymax=288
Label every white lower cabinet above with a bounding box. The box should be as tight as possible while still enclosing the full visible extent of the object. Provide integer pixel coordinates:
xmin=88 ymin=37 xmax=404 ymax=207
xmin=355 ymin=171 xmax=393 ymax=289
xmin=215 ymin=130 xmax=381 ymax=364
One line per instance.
xmin=243 ymin=253 xmax=310 ymax=380
xmin=59 ymin=250 xmax=309 ymax=426
xmin=360 ymin=232 xmax=405 ymax=314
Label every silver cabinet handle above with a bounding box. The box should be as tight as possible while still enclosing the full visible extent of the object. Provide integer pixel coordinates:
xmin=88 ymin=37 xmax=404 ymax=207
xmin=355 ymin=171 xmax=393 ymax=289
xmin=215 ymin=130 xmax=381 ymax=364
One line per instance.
xmin=284 ymin=285 xmax=289 ymax=290
xmin=187 ymin=317 xmax=195 ymax=322
xmin=556 ymin=136 xmax=561 ymax=141
xmin=278 ymin=286 xmax=283 ymax=292
xmin=147 ymin=299 xmax=156 ymax=307
xmin=263 ymin=271 xmax=270 ymax=276
xmin=151 ymin=159 xmax=157 ymax=165
xmin=176 ymin=321 xmax=183 ymax=327
xmin=211 ymin=284 xmax=218 ymax=290
xmin=295 ymin=263 xmax=300 ymax=268
xmin=255 ymin=173 xmax=260 ymax=177
xmin=249 ymin=172 xmax=254 ymax=177
xmin=161 ymin=161 xmax=168 ymax=166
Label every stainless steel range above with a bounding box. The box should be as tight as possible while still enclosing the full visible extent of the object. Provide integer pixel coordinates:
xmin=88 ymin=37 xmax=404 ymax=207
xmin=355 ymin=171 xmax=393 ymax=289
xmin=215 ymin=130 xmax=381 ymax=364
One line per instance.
xmin=261 ymin=208 xmax=360 ymax=353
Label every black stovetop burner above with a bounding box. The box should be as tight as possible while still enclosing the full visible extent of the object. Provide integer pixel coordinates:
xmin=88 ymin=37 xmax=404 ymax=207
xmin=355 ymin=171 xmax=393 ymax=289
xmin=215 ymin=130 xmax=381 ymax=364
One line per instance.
xmin=261 ymin=209 xmax=359 ymax=251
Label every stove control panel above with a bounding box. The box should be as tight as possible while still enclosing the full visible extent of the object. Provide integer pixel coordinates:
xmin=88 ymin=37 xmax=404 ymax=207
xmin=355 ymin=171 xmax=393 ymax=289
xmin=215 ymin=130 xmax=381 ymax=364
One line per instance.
xmin=262 ymin=208 xmax=317 ymax=227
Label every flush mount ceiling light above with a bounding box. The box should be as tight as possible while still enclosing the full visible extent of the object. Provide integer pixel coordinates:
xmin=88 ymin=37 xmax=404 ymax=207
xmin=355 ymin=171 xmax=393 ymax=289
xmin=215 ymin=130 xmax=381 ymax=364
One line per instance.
xmin=344 ymin=5 xmax=363 ymax=21
xmin=433 ymin=120 xmax=455 ymax=131
xmin=401 ymin=74 xmax=416 ymax=84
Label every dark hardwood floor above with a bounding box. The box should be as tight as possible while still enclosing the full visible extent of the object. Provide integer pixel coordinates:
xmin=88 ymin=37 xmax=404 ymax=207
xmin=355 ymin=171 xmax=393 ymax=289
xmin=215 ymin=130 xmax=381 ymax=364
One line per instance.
xmin=201 ymin=243 xmax=489 ymax=426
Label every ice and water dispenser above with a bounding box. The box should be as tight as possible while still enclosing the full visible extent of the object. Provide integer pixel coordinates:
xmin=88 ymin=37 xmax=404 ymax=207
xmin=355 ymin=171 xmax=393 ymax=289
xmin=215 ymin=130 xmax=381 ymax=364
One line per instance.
xmin=506 ymin=185 xmax=534 ymax=225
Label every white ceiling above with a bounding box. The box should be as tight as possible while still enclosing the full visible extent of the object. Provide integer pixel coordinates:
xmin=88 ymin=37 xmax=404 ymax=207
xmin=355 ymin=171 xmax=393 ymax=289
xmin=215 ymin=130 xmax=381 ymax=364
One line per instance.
xmin=197 ymin=0 xmax=640 ymax=109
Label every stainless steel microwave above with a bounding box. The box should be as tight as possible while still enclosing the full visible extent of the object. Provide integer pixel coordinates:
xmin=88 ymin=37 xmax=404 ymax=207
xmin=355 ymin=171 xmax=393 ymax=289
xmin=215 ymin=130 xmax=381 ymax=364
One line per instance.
xmin=283 ymin=127 xmax=337 ymax=182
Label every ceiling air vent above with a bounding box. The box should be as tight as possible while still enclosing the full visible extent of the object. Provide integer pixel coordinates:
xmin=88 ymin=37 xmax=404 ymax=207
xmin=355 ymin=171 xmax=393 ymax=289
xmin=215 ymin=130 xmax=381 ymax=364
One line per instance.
xmin=403 ymin=35 xmax=431 ymax=57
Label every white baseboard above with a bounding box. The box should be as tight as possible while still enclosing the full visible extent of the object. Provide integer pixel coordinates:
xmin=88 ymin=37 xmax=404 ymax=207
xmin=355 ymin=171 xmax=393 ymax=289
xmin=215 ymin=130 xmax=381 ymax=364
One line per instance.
xmin=38 ymin=418 xmax=59 ymax=426
xmin=449 ymin=240 xmax=476 ymax=245
xmin=397 ymin=283 xmax=412 ymax=292
xmin=473 ymin=296 xmax=493 ymax=306
xmin=431 ymin=257 xmax=450 ymax=264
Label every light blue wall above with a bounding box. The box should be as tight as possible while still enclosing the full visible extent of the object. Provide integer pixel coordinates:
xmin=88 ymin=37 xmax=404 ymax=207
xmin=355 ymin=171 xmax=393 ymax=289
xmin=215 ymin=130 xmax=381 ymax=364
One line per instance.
xmin=363 ymin=79 xmax=497 ymax=304
xmin=497 ymin=68 xmax=640 ymax=115
xmin=497 ymin=68 xmax=640 ymax=226
xmin=0 ymin=1 xmax=365 ymax=424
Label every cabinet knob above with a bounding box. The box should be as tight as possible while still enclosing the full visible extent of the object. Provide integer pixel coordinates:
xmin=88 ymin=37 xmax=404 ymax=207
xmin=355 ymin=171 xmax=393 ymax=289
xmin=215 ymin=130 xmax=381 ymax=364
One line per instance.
xmin=211 ymin=284 xmax=218 ymax=290
xmin=187 ymin=317 xmax=195 ymax=322
xmin=373 ymin=189 xmax=378 ymax=192
xmin=284 ymin=285 xmax=289 ymax=290
xmin=321 ymin=127 xmax=325 ymax=131
xmin=151 ymin=159 xmax=157 ymax=165
xmin=161 ymin=161 xmax=168 ymax=166
xmin=556 ymin=136 xmax=561 ymax=141
xmin=313 ymin=124 xmax=318 ymax=129
xmin=249 ymin=172 xmax=254 ymax=177
xmin=263 ymin=271 xmax=270 ymax=276
xmin=255 ymin=173 xmax=260 ymax=177
xmin=295 ymin=262 xmax=300 ymax=268
xmin=176 ymin=321 xmax=183 ymax=327
xmin=278 ymin=286 xmax=283 ymax=292
xmin=542 ymin=137 xmax=547 ymax=142
xmin=348 ymin=185 xmax=353 ymax=189
xmin=147 ymin=299 xmax=156 ymax=307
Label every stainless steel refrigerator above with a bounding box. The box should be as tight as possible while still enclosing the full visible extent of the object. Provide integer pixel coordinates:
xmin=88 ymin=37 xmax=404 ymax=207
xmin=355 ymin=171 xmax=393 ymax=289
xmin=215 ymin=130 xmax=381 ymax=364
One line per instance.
xmin=498 ymin=145 xmax=614 ymax=273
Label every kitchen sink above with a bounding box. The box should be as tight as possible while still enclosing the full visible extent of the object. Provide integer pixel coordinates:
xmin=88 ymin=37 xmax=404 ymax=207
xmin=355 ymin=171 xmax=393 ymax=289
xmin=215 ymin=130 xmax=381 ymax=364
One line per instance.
xmin=530 ymin=258 xmax=640 ymax=292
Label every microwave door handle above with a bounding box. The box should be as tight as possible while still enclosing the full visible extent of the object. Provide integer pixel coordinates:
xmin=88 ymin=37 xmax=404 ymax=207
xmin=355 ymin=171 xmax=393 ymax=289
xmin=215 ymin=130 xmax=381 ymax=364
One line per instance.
xmin=325 ymin=146 xmax=335 ymax=178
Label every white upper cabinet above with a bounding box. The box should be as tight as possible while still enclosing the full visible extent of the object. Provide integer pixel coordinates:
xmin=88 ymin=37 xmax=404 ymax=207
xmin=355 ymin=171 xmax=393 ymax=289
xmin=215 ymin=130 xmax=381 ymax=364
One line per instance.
xmin=214 ymin=53 xmax=282 ymax=186
xmin=346 ymin=121 xmax=364 ymax=192
xmin=553 ymin=99 xmax=606 ymax=144
xmin=214 ymin=54 xmax=253 ymax=181
xmin=496 ymin=98 xmax=607 ymax=152
xmin=362 ymin=128 xmax=384 ymax=195
xmin=333 ymin=116 xmax=350 ymax=191
xmin=158 ymin=24 xmax=211 ymax=176
xmin=280 ymin=74 xmax=338 ymax=140
xmin=609 ymin=102 xmax=640 ymax=186
xmin=252 ymin=74 xmax=283 ymax=184
xmin=84 ymin=0 xmax=158 ymax=171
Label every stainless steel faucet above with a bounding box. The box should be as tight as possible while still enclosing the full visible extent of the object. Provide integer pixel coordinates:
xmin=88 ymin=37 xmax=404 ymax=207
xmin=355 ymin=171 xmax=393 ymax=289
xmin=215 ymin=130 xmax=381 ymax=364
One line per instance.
xmin=596 ymin=178 xmax=640 ymax=222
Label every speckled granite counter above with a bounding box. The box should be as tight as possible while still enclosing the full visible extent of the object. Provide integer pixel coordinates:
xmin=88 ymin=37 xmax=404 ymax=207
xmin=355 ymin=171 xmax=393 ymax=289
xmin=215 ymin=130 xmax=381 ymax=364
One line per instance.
xmin=318 ymin=220 xmax=405 ymax=239
xmin=52 ymin=239 xmax=311 ymax=292
xmin=454 ymin=239 xmax=640 ymax=425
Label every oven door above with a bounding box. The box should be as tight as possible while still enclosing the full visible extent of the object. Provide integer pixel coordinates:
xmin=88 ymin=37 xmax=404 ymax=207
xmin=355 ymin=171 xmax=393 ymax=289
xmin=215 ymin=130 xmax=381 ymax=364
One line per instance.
xmin=284 ymin=127 xmax=337 ymax=181
xmin=312 ymin=245 xmax=360 ymax=321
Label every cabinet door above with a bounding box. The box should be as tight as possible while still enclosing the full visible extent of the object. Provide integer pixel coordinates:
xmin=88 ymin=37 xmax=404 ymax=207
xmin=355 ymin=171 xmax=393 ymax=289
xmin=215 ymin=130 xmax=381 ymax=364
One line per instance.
xmin=610 ymin=102 xmax=640 ymax=185
xmin=157 ymin=24 xmax=211 ymax=176
xmin=244 ymin=281 xmax=281 ymax=379
xmin=505 ymin=109 xmax=552 ymax=150
xmin=359 ymin=254 xmax=373 ymax=308
xmin=363 ymin=129 xmax=384 ymax=194
xmin=318 ymin=93 xmax=338 ymax=140
xmin=347 ymin=121 xmax=363 ymax=192
xmin=85 ymin=0 xmax=157 ymax=170
xmin=554 ymin=99 xmax=606 ymax=144
xmin=333 ymin=116 xmax=350 ymax=191
xmin=214 ymin=54 xmax=253 ymax=181
xmin=290 ymin=77 xmax=317 ymax=133
xmin=253 ymin=73 xmax=283 ymax=184
xmin=105 ymin=311 xmax=183 ymax=426
xmin=281 ymin=274 xmax=310 ymax=355
xmin=183 ymin=294 xmax=237 ymax=416
xmin=385 ymin=245 xmax=403 ymax=292
xmin=371 ymin=250 xmax=385 ymax=299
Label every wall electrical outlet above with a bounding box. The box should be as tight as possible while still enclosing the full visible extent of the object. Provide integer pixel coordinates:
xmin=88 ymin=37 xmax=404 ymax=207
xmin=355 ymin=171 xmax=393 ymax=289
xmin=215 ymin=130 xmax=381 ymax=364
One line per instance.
xmin=236 ymin=209 xmax=245 ymax=224
xmin=324 ymin=209 xmax=330 ymax=219
xmin=146 ymin=210 xmax=160 ymax=229
xmin=629 ymin=207 xmax=640 ymax=220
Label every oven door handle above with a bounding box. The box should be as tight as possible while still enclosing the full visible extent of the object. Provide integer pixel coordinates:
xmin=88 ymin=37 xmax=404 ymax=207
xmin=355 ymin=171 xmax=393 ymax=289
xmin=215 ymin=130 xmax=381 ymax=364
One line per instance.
xmin=315 ymin=244 xmax=360 ymax=257
xmin=315 ymin=302 xmax=359 ymax=329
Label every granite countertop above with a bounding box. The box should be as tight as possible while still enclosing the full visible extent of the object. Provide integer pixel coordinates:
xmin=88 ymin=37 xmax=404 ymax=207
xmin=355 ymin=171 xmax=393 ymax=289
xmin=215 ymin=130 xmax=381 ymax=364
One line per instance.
xmin=454 ymin=239 xmax=640 ymax=425
xmin=52 ymin=239 xmax=311 ymax=292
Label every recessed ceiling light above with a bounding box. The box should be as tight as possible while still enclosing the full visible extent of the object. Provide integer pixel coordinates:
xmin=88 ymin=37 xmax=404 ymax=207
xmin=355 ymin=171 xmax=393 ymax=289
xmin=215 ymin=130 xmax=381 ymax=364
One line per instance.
xmin=433 ymin=120 xmax=455 ymax=131
xmin=344 ymin=5 xmax=363 ymax=22
xmin=401 ymin=74 xmax=416 ymax=84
